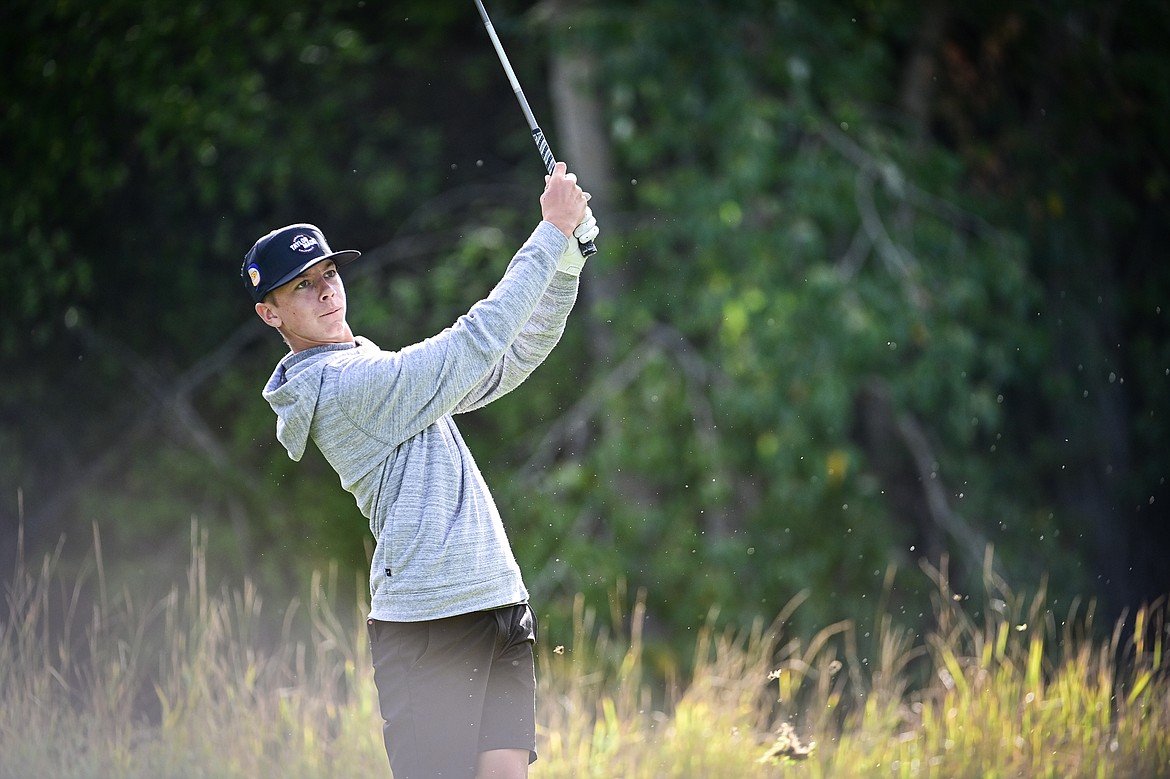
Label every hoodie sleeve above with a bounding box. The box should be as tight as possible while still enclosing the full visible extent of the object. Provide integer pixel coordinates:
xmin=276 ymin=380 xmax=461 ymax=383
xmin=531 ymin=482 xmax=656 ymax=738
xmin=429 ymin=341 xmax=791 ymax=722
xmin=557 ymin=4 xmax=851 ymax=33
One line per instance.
xmin=453 ymin=269 xmax=578 ymax=414
xmin=333 ymin=221 xmax=568 ymax=447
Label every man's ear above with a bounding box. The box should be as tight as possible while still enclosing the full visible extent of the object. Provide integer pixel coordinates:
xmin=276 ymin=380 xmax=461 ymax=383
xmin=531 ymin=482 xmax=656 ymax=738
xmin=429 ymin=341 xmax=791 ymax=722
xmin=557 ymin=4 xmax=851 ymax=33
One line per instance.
xmin=255 ymin=301 xmax=282 ymax=329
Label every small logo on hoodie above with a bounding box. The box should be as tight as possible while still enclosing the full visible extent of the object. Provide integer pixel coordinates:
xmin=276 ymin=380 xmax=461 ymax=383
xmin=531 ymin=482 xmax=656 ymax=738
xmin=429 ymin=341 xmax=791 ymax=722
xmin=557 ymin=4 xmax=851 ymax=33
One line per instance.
xmin=289 ymin=234 xmax=320 ymax=253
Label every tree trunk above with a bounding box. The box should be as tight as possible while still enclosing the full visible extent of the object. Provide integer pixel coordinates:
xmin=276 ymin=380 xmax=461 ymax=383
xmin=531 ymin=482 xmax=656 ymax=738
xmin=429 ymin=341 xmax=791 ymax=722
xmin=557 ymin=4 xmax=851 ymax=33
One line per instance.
xmin=548 ymin=33 xmax=623 ymax=368
xmin=898 ymin=1 xmax=948 ymax=142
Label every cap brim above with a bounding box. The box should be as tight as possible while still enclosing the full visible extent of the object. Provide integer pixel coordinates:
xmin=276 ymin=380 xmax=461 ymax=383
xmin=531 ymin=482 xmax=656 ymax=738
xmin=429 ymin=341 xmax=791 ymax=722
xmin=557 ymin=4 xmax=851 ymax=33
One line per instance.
xmin=265 ymin=249 xmax=362 ymax=295
xmin=328 ymin=249 xmax=361 ymax=267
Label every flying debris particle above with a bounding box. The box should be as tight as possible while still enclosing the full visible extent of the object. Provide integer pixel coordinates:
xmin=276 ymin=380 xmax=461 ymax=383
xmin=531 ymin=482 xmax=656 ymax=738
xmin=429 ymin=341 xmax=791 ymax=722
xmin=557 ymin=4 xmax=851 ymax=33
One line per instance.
xmin=760 ymin=722 xmax=814 ymax=763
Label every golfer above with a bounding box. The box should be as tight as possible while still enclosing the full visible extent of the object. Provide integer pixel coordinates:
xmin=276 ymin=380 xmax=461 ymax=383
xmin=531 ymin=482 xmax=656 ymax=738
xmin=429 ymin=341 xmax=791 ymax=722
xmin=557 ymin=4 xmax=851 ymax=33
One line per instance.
xmin=241 ymin=162 xmax=596 ymax=778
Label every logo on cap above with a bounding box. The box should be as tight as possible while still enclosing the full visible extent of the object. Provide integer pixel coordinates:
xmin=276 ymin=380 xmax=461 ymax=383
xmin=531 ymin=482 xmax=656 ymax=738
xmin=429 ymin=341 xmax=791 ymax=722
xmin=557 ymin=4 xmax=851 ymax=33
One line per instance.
xmin=247 ymin=264 xmax=261 ymax=288
xmin=290 ymin=234 xmax=320 ymax=253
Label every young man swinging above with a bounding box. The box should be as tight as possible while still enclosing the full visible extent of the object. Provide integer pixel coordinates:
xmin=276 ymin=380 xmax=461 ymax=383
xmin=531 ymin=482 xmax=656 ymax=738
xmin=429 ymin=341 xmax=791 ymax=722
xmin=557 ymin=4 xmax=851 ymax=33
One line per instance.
xmin=241 ymin=162 xmax=596 ymax=778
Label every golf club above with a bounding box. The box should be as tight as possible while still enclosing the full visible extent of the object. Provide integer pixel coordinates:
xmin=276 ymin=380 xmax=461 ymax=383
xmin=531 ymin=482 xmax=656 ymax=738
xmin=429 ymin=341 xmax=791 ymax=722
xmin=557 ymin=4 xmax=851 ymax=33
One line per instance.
xmin=473 ymin=0 xmax=597 ymax=257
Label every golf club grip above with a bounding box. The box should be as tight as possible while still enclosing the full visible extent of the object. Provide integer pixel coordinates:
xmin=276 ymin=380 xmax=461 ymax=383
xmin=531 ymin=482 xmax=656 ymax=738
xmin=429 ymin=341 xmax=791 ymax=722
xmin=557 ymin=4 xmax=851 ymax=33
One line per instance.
xmin=532 ymin=128 xmax=598 ymax=258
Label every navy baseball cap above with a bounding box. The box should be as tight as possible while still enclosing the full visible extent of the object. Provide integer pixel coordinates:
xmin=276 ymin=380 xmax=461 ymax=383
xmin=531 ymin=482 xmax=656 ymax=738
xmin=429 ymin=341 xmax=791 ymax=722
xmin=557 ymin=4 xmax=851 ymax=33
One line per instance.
xmin=242 ymin=223 xmax=361 ymax=303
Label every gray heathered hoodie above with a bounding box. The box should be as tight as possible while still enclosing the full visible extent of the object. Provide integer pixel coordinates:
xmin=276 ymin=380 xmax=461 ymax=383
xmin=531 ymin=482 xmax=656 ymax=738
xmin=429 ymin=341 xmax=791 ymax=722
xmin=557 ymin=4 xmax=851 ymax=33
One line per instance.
xmin=262 ymin=222 xmax=575 ymax=621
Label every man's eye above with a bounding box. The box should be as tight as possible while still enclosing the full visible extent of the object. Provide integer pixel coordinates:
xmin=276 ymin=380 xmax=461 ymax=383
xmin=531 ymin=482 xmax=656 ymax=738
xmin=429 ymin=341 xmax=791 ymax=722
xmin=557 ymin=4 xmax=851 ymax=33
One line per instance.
xmin=296 ymin=279 xmax=310 ymax=290
xmin=324 ymin=269 xmax=337 ymax=278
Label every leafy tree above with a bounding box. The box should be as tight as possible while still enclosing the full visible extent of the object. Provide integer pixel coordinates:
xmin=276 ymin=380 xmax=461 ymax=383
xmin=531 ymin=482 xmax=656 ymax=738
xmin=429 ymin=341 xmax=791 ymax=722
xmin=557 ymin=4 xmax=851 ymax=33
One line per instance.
xmin=3 ymin=0 xmax=1166 ymax=665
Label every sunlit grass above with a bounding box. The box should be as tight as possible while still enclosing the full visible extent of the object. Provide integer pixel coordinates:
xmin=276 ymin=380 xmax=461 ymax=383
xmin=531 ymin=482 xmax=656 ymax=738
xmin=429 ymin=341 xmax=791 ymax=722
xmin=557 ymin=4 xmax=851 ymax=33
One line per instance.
xmin=2 ymin=527 xmax=1167 ymax=778
xmin=0 ymin=523 xmax=384 ymax=779
xmin=536 ymin=558 xmax=1170 ymax=778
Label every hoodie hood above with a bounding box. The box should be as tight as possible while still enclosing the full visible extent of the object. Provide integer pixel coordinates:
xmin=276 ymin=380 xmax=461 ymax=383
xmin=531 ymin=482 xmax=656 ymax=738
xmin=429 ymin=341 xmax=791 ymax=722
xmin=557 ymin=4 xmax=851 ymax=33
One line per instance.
xmin=261 ymin=339 xmax=364 ymax=461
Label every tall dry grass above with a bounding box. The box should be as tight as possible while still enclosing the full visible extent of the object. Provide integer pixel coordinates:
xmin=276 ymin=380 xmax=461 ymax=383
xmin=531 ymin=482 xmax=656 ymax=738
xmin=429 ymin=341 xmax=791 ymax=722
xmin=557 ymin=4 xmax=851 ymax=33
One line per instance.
xmin=535 ymin=555 xmax=1170 ymax=778
xmin=0 ymin=522 xmax=384 ymax=779
xmin=2 ymin=524 xmax=1168 ymax=778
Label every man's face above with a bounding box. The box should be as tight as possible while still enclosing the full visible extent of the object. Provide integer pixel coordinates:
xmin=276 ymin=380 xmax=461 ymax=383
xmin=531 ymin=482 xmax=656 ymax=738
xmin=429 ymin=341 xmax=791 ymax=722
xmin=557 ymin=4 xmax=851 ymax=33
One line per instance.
xmin=254 ymin=260 xmax=354 ymax=352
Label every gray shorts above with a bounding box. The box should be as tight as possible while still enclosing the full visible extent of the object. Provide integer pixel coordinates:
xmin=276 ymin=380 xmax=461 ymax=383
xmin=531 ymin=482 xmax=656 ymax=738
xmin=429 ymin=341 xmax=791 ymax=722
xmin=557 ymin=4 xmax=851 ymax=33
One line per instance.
xmin=367 ymin=603 xmax=538 ymax=778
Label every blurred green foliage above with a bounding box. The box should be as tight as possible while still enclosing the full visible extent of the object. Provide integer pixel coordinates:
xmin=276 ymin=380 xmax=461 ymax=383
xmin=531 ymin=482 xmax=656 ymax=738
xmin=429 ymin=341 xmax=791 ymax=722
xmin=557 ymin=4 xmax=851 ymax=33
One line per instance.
xmin=2 ymin=0 xmax=1166 ymax=662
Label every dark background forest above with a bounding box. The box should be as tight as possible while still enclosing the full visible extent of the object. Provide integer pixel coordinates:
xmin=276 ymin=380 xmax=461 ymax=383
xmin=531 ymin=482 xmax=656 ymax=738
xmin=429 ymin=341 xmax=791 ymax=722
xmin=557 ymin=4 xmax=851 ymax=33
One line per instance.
xmin=2 ymin=0 xmax=1168 ymax=657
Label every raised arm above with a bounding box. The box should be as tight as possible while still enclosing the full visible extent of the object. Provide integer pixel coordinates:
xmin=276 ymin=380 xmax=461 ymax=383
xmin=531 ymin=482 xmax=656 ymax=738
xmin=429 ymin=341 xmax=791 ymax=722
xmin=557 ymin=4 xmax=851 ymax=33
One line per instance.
xmin=333 ymin=165 xmax=595 ymax=444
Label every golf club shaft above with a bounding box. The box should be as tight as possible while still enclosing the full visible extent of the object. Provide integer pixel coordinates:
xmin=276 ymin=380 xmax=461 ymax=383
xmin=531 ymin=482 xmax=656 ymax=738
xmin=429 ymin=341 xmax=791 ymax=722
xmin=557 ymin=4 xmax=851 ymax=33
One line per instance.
xmin=474 ymin=0 xmax=597 ymax=257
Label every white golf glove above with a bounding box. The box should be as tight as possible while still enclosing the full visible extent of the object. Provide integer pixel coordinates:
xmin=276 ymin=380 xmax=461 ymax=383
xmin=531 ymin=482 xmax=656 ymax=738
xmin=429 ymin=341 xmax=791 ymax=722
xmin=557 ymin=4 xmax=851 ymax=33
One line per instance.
xmin=556 ymin=206 xmax=599 ymax=277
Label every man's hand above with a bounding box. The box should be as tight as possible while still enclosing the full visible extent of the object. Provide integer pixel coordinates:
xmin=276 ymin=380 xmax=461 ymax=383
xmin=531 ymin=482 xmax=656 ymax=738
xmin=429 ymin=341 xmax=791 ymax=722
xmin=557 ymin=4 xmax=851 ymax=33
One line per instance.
xmin=556 ymin=206 xmax=599 ymax=276
xmin=540 ymin=162 xmax=589 ymax=239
